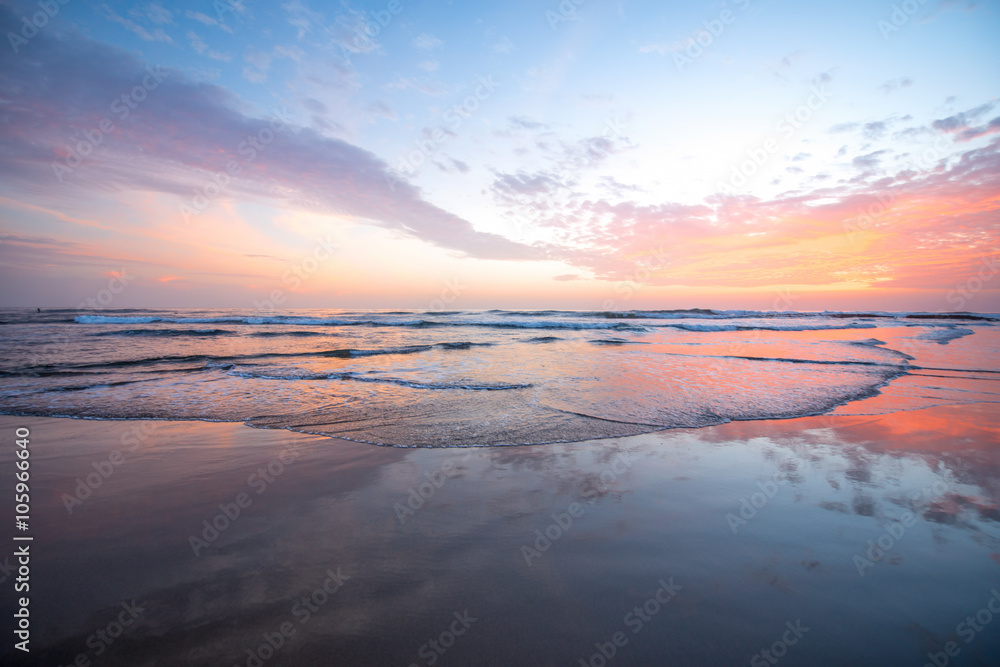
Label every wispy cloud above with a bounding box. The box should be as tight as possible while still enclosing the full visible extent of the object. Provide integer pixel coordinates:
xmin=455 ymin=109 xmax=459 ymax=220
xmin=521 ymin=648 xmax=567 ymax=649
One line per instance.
xmin=932 ymin=102 xmax=1000 ymax=141
xmin=98 ymin=3 xmax=173 ymax=42
xmin=878 ymin=77 xmax=913 ymax=94
xmin=413 ymin=32 xmax=443 ymax=51
xmin=187 ymin=32 xmax=232 ymax=61
xmin=0 ymin=8 xmax=543 ymax=264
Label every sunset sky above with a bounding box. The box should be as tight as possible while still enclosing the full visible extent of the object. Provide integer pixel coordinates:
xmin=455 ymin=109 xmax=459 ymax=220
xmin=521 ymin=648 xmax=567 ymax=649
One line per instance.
xmin=0 ymin=0 xmax=998 ymax=311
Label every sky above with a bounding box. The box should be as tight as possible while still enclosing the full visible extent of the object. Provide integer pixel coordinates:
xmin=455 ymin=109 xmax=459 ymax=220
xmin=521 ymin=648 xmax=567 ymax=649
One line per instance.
xmin=0 ymin=0 xmax=998 ymax=312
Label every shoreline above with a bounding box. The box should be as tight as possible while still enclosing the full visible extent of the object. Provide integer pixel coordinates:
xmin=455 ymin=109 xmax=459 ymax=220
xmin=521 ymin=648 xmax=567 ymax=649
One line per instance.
xmin=0 ymin=376 xmax=938 ymax=450
xmin=2 ymin=403 xmax=998 ymax=665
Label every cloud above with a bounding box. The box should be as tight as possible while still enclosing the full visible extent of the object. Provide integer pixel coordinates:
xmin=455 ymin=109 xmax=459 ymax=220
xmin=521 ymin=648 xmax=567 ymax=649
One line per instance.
xmin=956 ymin=116 xmax=1000 ymax=141
xmin=852 ymin=150 xmax=886 ymax=169
xmin=242 ymin=46 xmax=272 ymax=83
xmin=492 ymin=36 xmax=515 ymax=54
xmin=283 ymin=0 xmax=325 ymax=40
xmin=184 ymin=7 xmax=236 ymax=33
xmin=185 ymin=10 xmax=219 ymax=27
xmin=552 ymin=274 xmax=579 ymax=281
xmin=3 ymin=5 xmax=997 ymax=299
xmin=417 ymin=60 xmax=439 ymax=72
xmin=483 ymin=102 xmax=1000 ymax=287
xmin=0 ymin=7 xmax=543 ymax=265
xmin=501 ymin=114 xmax=632 ymax=179
xmin=281 ymin=0 xmax=376 ymax=59
xmin=554 ymin=133 xmax=632 ymax=173
xmin=383 ymin=76 xmax=446 ymax=96
xmin=829 ymin=122 xmax=859 ymax=134
xmin=135 ymin=3 xmax=174 ymax=26
xmin=301 ymin=97 xmax=341 ymax=133
xmin=188 ymin=31 xmax=208 ymax=54
xmin=768 ymin=50 xmax=807 ymax=82
xmin=779 ymin=50 xmax=805 ymax=69
xmin=274 ymin=45 xmax=305 ymax=61
xmin=413 ymin=33 xmax=443 ymax=51
xmin=932 ymin=103 xmax=1000 ymax=141
xmin=488 ymin=120 xmax=636 ymax=236
xmin=831 ymin=117 xmax=918 ymax=143
xmin=366 ymin=100 xmax=397 ymax=121
xmin=598 ymin=176 xmax=642 ymax=197
xmin=508 ymin=116 xmax=547 ymax=131
xmin=493 ymin=171 xmax=566 ymax=200
xmin=932 ymin=102 xmax=995 ymax=130
xmin=862 ymin=121 xmax=888 ymax=140
xmin=302 ymin=98 xmax=327 ymax=115
xmin=98 ymin=3 xmax=173 ymax=42
xmin=433 ymin=157 xmax=470 ymax=174
xmin=187 ymin=31 xmax=232 ymax=61
xmin=878 ymin=77 xmax=913 ymax=93
xmin=638 ymin=42 xmax=681 ymax=55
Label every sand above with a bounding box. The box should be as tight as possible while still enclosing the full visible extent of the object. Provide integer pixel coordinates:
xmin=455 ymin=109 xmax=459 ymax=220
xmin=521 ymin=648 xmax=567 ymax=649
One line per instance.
xmin=1 ymin=405 xmax=998 ymax=666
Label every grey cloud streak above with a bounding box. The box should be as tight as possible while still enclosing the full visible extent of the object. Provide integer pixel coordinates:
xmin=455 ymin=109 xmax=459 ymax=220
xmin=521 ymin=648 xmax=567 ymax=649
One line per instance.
xmin=0 ymin=6 xmax=545 ymax=264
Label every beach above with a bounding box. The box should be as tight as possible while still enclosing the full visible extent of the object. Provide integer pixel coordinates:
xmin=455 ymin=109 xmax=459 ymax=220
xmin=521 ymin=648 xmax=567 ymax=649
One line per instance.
xmin=3 ymin=1 xmax=999 ymax=663
xmin=1 ymin=307 xmax=998 ymax=665
xmin=2 ymin=402 xmax=998 ymax=666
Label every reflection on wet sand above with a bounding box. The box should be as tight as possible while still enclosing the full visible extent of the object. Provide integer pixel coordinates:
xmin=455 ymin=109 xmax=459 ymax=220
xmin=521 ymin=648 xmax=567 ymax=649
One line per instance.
xmin=1 ymin=405 xmax=997 ymax=666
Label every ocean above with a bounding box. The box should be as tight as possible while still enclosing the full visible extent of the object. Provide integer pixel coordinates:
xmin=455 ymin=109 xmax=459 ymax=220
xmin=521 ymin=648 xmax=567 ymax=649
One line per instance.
xmin=3 ymin=308 xmax=1000 ymax=665
xmin=2 ymin=308 xmax=998 ymax=446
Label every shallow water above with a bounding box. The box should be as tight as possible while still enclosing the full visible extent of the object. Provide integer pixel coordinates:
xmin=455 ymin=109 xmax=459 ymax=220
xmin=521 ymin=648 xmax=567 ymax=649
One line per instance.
xmin=0 ymin=406 xmax=997 ymax=666
xmin=3 ymin=309 xmax=998 ymax=664
xmin=2 ymin=308 xmax=997 ymax=447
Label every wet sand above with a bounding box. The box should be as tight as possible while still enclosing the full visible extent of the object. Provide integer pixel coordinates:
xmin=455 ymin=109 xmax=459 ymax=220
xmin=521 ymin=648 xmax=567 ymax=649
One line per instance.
xmin=1 ymin=406 xmax=998 ymax=666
